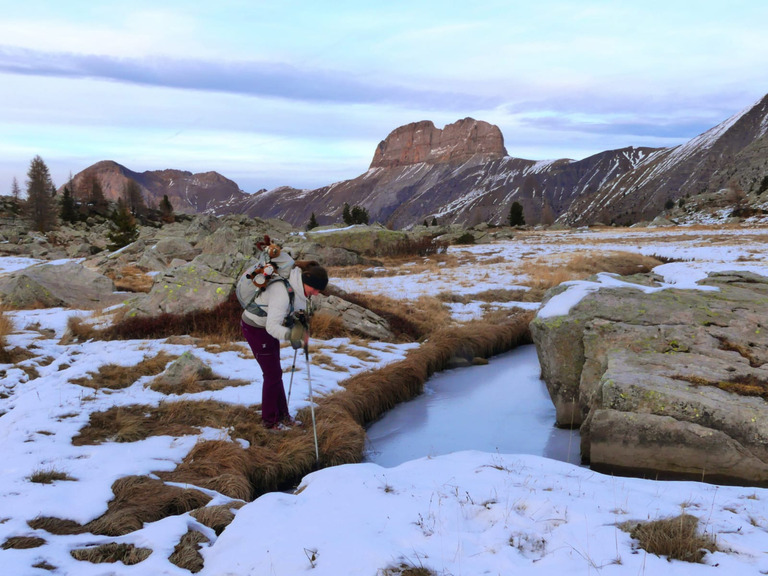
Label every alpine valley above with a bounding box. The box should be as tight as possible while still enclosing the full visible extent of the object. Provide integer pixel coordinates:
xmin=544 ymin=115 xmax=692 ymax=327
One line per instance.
xmin=67 ymin=93 xmax=768 ymax=229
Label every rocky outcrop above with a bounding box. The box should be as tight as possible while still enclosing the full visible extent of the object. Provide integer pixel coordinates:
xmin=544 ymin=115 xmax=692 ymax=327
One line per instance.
xmin=313 ymin=294 xmax=393 ymax=341
xmin=0 ymin=261 xmax=123 ymax=309
xmin=370 ymin=118 xmax=507 ymax=169
xmin=530 ymin=271 xmax=768 ymax=486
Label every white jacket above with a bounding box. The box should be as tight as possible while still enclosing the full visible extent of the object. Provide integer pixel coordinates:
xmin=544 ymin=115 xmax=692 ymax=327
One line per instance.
xmin=241 ymin=266 xmax=308 ymax=341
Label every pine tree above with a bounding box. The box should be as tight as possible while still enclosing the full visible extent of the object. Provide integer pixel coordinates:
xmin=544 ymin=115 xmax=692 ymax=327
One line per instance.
xmin=508 ymin=201 xmax=525 ymax=227
xmin=350 ymin=205 xmax=369 ymax=225
xmin=24 ymin=155 xmax=58 ymax=232
xmin=123 ymin=179 xmax=146 ymax=217
xmin=60 ymin=186 xmax=78 ymax=224
xmin=431 ymin=216 xmax=438 ymax=227
xmin=85 ymin=172 xmax=109 ymax=216
xmin=307 ymin=212 xmax=319 ymax=230
xmin=10 ymin=177 xmax=22 ymax=218
xmin=159 ymin=194 xmax=174 ymax=223
xmin=342 ymin=202 xmax=352 ymax=225
xmin=107 ymin=198 xmax=139 ymax=250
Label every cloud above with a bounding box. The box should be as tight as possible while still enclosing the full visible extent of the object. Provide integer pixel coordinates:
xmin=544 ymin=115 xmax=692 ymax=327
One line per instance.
xmin=0 ymin=45 xmax=497 ymax=110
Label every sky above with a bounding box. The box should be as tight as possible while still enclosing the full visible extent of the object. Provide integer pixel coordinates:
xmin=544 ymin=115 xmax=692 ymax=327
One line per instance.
xmin=3 ymin=227 xmax=768 ymax=574
xmin=1 ymin=1 xmax=768 ymax=195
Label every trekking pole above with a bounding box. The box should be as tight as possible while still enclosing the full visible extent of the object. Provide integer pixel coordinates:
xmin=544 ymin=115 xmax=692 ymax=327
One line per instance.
xmin=304 ymin=340 xmax=320 ymax=464
xmin=286 ymin=348 xmax=298 ymax=406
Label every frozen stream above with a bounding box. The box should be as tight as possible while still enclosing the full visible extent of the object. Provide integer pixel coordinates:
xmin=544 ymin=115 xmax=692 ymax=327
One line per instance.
xmin=364 ymin=345 xmax=580 ymax=468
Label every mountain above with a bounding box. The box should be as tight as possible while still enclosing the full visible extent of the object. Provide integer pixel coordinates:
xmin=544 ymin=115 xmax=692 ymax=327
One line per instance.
xmin=65 ymin=161 xmax=249 ymax=214
xmin=215 ymin=94 xmax=766 ymax=228
xmin=71 ymin=93 xmax=768 ymax=228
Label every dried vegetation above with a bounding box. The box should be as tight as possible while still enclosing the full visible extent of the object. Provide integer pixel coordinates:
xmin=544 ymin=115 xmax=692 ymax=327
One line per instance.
xmin=620 ymin=513 xmax=718 ymax=563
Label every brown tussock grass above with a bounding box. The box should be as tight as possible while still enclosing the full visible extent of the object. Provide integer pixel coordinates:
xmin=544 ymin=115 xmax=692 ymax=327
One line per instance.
xmin=520 ymin=251 xmax=664 ymax=291
xmin=190 ymin=503 xmax=244 ymax=535
xmin=308 ymin=310 xmax=349 ymax=339
xmin=620 ymin=514 xmax=718 ymax=563
xmin=28 ymin=468 xmax=76 ymax=484
xmin=82 ymin=476 xmax=212 ymax=537
xmin=107 ymin=265 xmax=154 ymax=293
xmin=0 ymin=307 xmax=14 ymax=363
xmin=32 ymin=560 xmax=57 ymax=571
xmin=70 ymin=542 xmax=153 ymax=565
xmin=168 ymin=529 xmax=209 ymax=573
xmin=2 ymin=535 xmax=46 ymax=549
xmin=149 ymin=373 xmax=251 ymax=396
xmin=70 ymin=351 xmax=178 ymax=390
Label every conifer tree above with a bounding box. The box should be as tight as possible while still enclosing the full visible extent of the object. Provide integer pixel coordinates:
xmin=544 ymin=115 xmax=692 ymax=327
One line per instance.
xmin=123 ymin=179 xmax=146 ymax=217
xmin=508 ymin=201 xmax=525 ymax=227
xmin=24 ymin=155 xmax=58 ymax=232
xmin=159 ymin=194 xmax=174 ymax=223
xmin=307 ymin=212 xmax=319 ymax=230
xmin=10 ymin=177 xmax=22 ymax=218
xmin=431 ymin=216 xmax=438 ymax=226
xmin=60 ymin=186 xmax=78 ymax=224
xmin=350 ymin=205 xmax=369 ymax=225
xmin=342 ymin=202 xmax=352 ymax=225
xmin=107 ymin=198 xmax=139 ymax=249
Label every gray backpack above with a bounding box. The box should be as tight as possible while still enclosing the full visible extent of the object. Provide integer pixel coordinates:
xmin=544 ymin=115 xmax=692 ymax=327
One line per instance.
xmin=236 ymin=236 xmax=295 ymax=317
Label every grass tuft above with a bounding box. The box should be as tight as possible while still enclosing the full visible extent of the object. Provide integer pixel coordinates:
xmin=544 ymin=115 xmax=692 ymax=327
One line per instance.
xmin=28 ymin=468 xmax=76 ymax=484
xmin=70 ymin=542 xmax=153 ymax=565
xmin=69 ymin=351 xmax=177 ymax=390
xmin=620 ymin=513 xmax=718 ymax=563
xmin=168 ymin=529 xmax=209 ymax=573
xmin=2 ymin=535 xmax=46 ymax=549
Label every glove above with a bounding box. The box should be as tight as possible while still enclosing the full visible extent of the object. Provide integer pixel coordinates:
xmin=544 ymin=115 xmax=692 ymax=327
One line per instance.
xmin=289 ymin=322 xmax=305 ymax=350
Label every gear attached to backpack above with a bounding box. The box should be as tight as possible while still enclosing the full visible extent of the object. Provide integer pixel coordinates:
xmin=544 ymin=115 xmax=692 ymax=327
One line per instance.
xmin=236 ymin=235 xmax=295 ymax=316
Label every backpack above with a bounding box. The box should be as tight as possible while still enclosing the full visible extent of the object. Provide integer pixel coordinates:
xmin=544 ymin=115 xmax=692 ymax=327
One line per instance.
xmin=236 ymin=235 xmax=295 ymax=317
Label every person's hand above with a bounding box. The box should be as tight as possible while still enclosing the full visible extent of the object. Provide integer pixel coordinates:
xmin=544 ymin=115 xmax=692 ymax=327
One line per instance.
xmin=290 ymin=322 xmax=305 ymax=350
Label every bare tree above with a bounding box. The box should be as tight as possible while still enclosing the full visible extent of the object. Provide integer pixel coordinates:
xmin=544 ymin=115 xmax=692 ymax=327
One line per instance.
xmin=23 ymin=155 xmax=57 ymax=232
xmin=122 ymin=179 xmax=146 ymax=217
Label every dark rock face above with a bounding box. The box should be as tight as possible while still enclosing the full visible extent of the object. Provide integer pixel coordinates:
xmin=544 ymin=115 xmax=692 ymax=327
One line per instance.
xmin=530 ymin=271 xmax=768 ymax=486
xmin=370 ymin=118 xmax=507 ymax=168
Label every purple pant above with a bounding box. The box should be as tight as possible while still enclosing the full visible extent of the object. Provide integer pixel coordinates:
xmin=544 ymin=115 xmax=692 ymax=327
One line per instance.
xmin=241 ymin=320 xmax=289 ymax=427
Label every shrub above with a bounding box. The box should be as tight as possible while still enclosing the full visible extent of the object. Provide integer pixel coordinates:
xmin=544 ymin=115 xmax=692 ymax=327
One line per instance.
xmin=621 ymin=514 xmax=718 ymax=563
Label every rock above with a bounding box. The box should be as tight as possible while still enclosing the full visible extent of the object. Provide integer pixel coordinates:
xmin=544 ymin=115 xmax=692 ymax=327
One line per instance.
xmin=530 ymin=270 xmax=768 ymax=486
xmin=152 ymin=351 xmax=213 ymax=388
xmin=306 ymin=225 xmax=407 ymax=256
xmin=0 ymin=261 xmax=122 ymax=309
xmin=313 ymin=294 xmax=393 ymax=341
xmin=129 ymin=262 xmax=234 ymax=317
xmin=151 ymin=238 xmax=200 ymax=263
xmin=371 ymin=118 xmax=507 ymax=169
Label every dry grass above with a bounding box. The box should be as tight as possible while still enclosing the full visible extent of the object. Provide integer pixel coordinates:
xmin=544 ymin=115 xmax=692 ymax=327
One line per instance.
xmin=519 ymin=251 xmax=664 ymax=291
xmin=620 ymin=514 xmax=718 ymax=563
xmin=0 ymin=307 xmax=14 ymax=363
xmin=106 ymin=265 xmax=154 ymax=293
xmin=678 ymin=373 xmax=768 ymax=400
xmin=69 ymin=351 xmax=178 ymax=390
xmin=150 ymin=374 xmax=251 ymax=395
xmin=308 ymin=310 xmax=349 ymax=339
xmin=72 ymin=400 xmax=262 ymax=446
xmin=2 ymin=535 xmax=46 ymax=549
xmin=70 ymin=543 xmax=153 ymax=565
xmin=168 ymin=529 xmax=209 ymax=573
xmin=190 ymin=503 xmax=244 ymax=535
xmin=378 ymin=562 xmax=436 ymax=576
xmin=28 ymin=468 xmax=76 ymax=484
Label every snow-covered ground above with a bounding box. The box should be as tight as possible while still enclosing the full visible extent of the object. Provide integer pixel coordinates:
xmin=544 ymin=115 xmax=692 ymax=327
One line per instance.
xmin=2 ymin=226 xmax=768 ymax=575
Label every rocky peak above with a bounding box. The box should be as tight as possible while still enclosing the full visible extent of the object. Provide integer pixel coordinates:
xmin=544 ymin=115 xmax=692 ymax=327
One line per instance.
xmin=370 ymin=118 xmax=507 ymax=169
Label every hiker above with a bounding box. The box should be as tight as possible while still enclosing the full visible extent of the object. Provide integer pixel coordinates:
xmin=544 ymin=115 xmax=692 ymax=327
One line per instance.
xmin=241 ymin=260 xmax=329 ymax=430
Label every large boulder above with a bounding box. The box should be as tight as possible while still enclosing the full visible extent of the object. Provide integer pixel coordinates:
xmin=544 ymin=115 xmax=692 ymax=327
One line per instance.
xmin=530 ymin=271 xmax=768 ymax=486
xmin=128 ymin=262 xmax=235 ymax=317
xmin=0 ymin=260 xmax=122 ymax=309
xmin=313 ymin=294 xmax=394 ymax=341
xmin=306 ymin=225 xmax=407 ymax=256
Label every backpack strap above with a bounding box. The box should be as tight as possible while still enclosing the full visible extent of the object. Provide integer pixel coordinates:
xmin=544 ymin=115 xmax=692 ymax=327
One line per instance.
xmin=247 ymin=278 xmax=295 ymax=319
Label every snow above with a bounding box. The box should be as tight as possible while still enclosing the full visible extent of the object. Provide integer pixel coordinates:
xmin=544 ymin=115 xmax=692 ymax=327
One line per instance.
xmin=3 ymin=226 xmax=768 ymax=574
